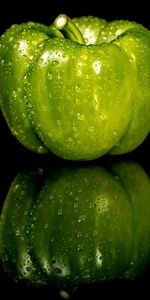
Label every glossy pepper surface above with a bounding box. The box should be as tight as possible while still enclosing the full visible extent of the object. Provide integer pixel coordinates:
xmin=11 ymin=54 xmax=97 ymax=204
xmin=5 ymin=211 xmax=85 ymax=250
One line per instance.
xmin=0 ymin=159 xmax=150 ymax=287
xmin=0 ymin=14 xmax=150 ymax=160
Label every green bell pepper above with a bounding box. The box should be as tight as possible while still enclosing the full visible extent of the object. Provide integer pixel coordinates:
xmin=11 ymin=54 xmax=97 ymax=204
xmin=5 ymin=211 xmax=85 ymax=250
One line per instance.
xmin=0 ymin=159 xmax=150 ymax=288
xmin=0 ymin=14 xmax=150 ymax=160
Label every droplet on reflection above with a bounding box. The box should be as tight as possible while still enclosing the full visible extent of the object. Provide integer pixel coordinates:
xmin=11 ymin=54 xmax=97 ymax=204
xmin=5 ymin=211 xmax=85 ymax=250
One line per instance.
xmin=59 ymin=290 xmax=70 ymax=299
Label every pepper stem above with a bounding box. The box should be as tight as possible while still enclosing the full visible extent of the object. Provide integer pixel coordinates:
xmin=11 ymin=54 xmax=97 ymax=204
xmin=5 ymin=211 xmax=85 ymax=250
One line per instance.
xmin=53 ymin=14 xmax=85 ymax=44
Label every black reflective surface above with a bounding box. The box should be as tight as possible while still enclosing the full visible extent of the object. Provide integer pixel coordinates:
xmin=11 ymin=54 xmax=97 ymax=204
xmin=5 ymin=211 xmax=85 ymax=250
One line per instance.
xmin=0 ymin=1 xmax=150 ymax=298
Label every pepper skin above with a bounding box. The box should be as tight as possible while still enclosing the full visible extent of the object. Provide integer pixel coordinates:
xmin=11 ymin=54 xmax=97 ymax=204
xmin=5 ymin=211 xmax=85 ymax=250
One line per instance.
xmin=0 ymin=15 xmax=150 ymax=160
xmin=0 ymin=159 xmax=150 ymax=288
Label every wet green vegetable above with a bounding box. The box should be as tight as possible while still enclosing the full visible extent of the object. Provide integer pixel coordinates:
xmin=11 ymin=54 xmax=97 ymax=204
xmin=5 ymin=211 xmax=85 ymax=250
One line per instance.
xmin=0 ymin=159 xmax=150 ymax=287
xmin=0 ymin=14 xmax=150 ymax=160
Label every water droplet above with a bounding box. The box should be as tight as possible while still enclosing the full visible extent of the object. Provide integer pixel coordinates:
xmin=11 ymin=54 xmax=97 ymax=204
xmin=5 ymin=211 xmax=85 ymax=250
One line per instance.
xmin=113 ymin=194 xmax=119 ymax=200
xmin=77 ymin=244 xmax=82 ymax=251
xmin=88 ymin=126 xmax=94 ymax=132
xmin=83 ymin=273 xmax=90 ymax=279
xmin=68 ymin=191 xmax=73 ymax=196
xmin=77 ymin=113 xmax=85 ymax=120
xmin=74 ymin=133 xmax=79 ymax=138
xmin=85 ymin=74 xmax=90 ymax=79
xmin=96 ymin=248 xmax=103 ymax=267
xmin=22 ymin=113 xmax=26 ymax=118
xmin=93 ymin=60 xmax=101 ymax=74
xmin=89 ymin=203 xmax=96 ymax=208
xmin=44 ymin=223 xmax=49 ymax=229
xmin=55 ymin=268 xmax=62 ymax=273
xmin=73 ymin=126 xmax=77 ymax=132
xmin=77 ymin=232 xmax=82 ymax=238
xmin=47 ymin=72 xmax=53 ymax=80
xmin=9 ymin=37 xmax=14 ymax=42
xmin=14 ymin=184 xmax=19 ymax=190
xmin=67 ymin=137 xmax=73 ymax=143
xmin=42 ymin=105 xmax=47 ymax=112
xmin=51 ymin=257 xmax=56 ymax=263
xmin=37 ymin=145 xmax=44 ymax=153
xmin=99 ymin=113 xmax=107 ymax=120
xmin=113 ymin=130 xmax=118 ymax=137
xmin=59 ymin=290 xmax=70 ymax=299
xmin=56 ymin=119 xmax=61 ymax=125
xmin=75 ymin=85 xmax=81 ymax=93
xmin=12 ymin=90 xmax=17 ymax=98
xmin=78 ymin=215 xmax=86 ymax=222
xmin=87 ymin=257 xmax=93 ymax=262
xmin=74 ymin=202 xmax=79 ymax=208
xmin=15 ymin=229 xmax=20 ymax=236
xmin=58 ymin=209 xmax=63 ymax=215
xmin=52 ymin=60 xmax=59 ymax=66
xmin=75 ymin=98 xmax=80 ymax=105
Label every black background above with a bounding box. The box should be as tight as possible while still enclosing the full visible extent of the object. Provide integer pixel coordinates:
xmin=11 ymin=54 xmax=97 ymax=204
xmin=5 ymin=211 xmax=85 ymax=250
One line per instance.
xmin=0 ymin=0 xmax=150 ymax=299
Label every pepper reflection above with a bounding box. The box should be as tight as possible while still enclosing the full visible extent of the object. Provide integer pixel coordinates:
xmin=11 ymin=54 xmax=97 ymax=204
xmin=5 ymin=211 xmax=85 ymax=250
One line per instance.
xmin=0 ymin=158 xmax=150 ymax=289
